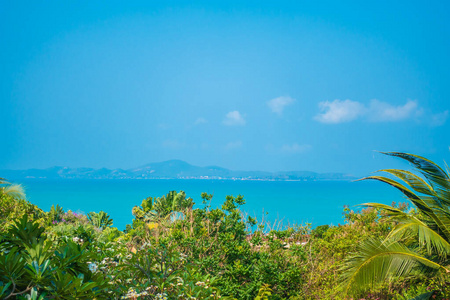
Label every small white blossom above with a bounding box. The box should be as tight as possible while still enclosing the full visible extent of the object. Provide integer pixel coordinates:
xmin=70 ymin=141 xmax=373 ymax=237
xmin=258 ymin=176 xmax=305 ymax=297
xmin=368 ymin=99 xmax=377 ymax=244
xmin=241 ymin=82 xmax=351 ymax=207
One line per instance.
xmin=88 ymin=263 xmax=98 ymax=272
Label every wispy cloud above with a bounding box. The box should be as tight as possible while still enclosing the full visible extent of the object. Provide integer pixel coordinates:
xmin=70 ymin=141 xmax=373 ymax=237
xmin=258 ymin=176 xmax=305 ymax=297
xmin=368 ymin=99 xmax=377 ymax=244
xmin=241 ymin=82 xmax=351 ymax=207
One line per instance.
xmin=281 ymin=143 xmax=312 ymax=154
xmin=223 ymin=111 xmax=246 ymax=126
xmin=368 ymin=99 xmax=421 ymax=122
xmin=225 ymin=140 xmax=243 ymax=150
xmin=267 ymin=96 xmax=295 ymax=115
xmin=314 ymin=99 xmax=426 ymax=124
xmin=430 ymin=110 xmax=449 ymax=127
xmin=194 ymin=117 xmax=208 ymax=125
xmin=314 ymin=99 xmax=365 ymax=124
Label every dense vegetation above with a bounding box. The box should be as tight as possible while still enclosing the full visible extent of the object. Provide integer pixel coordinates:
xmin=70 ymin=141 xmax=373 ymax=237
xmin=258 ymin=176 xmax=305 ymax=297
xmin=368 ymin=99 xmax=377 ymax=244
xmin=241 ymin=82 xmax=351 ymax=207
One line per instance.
xmin=0 ymin=152 xmax=449 ymax=299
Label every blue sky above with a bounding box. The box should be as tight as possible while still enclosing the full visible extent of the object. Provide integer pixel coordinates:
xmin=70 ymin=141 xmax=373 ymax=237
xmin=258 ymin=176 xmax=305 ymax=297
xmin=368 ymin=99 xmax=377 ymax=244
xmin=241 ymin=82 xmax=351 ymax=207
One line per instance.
xmin=1 ymin=1 xmax=449 ymax=175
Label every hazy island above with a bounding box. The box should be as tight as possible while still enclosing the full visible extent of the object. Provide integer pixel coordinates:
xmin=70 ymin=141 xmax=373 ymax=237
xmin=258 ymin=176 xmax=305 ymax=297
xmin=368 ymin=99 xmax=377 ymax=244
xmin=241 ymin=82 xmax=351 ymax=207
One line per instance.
xmin=0 ymin=159 xmax=355 ymax=181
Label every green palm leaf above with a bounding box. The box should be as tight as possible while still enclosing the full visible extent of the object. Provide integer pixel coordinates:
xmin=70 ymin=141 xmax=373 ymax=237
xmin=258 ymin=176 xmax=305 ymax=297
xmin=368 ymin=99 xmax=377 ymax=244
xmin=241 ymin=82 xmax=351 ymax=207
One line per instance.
xmin=377 ymin=169 xmax=436 ymax=197
xmin=387 ymin=217 xmax=450 ymax=257
xmin=341 ymin=238 xmax=446 ymax=293
xmin=360 ymin=176 xmax=450 ymax=241
xmin=363 ymin=203 xmax=450 ymax=257
xmin=408 ymin=291 xmax=434 ymax=300
xmin=381 ymin=152 xmax=450 ymax=202
xmin=362 ymin=202 xmax=410 ymax=219
xmin=359 ymin=176 xmax=433 ymax=215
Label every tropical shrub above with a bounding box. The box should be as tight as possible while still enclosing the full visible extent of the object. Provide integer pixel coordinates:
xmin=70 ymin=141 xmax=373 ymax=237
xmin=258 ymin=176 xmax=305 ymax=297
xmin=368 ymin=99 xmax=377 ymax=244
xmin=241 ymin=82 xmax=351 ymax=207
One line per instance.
xmin=0 ymin=180 xmax=44 ymax=234
xmin=299 ymin=205 xmax=393 ymax=299
xmin=0 ymin=216 xmax=110 ymax=299
xmin=87 ymin=211 xmax=114 ymax=229
xmin=132 ymin=190 xmax=194 ymax=223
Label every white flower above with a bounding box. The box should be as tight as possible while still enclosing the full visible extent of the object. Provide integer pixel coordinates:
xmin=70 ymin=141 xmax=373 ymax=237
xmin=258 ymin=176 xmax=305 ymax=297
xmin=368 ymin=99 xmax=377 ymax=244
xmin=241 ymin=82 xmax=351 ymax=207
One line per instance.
xmin=155 ymin=293 xmax=168 ymax=300
xmin=88 ymin=263 xmax=98 ymax=272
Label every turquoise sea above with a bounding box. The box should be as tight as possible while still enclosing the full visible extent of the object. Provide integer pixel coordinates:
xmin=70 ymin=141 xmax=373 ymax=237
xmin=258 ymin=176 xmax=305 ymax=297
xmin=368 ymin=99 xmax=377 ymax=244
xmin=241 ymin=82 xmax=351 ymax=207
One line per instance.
xmin=19 ymin=179 xmax=403 ymax=230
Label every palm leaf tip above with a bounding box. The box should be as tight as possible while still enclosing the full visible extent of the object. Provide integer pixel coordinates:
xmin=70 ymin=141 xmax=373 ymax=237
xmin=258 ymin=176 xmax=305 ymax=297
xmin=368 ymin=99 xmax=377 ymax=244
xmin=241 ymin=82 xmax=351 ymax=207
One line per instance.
xmin=381 ymin=152 xmax=450 ymax=195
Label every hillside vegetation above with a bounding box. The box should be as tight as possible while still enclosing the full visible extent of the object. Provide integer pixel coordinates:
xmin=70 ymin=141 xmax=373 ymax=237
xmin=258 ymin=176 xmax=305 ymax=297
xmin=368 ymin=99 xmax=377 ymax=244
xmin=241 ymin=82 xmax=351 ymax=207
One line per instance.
xmin=0 ymin=152 xmax=449 ymax=299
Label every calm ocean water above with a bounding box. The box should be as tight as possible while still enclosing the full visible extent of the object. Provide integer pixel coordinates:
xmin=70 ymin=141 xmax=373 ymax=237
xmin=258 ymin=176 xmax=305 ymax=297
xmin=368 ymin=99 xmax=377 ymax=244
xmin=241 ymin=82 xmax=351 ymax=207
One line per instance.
xmin=18 ymin=179 xmax=402 ymax=230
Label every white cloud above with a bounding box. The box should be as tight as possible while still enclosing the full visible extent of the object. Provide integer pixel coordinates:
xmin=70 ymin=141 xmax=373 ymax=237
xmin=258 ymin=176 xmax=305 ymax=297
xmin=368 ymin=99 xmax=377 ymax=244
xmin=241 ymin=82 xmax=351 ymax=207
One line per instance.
xmin=281 ymin=143 xmax=312 ymax=154
xmin=314 ymin=99 xmax=366 ymax=124
xmin=314 ymin=99 xmax=426 ymax=124
xmin=430 ymin=110 xmax=449 ymax=127
xmin=368 ymin=99 xmax=421 ymax=122
xmin=194 ymin=117 xmax=208 ymax=125
xmin=267 ymin=96 xmax=295 ymax=115
xmin=223 ymin=111 xmax=246 ymax=126
xmin=225 ymin=141 xmax=243 ymax=150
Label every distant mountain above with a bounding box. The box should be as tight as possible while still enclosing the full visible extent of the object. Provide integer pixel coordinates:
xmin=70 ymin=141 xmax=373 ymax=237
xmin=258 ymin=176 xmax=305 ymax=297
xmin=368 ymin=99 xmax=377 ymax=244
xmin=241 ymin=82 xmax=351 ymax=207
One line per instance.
xmin=0 ymin=160 xmax=355 ymax=181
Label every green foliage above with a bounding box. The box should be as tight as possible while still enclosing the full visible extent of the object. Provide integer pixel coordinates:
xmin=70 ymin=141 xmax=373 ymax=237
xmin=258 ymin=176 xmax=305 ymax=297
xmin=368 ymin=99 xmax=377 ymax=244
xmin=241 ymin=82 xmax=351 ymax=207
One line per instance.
xmin=311 ymin=224 xmax=329 ymax=238
xmin=87 ymin=210 xmax=114 ymax=229
xmin=48 ymin=204 xmax=64 ymax=224
xmin=0 ymin=216 xmax=110 ymax=299
xmin=0 ymin=179 xmax=44 ymax=233
xmin=133 ymin=190 xmax=194 ymax=223
xmin=140 ymin=193 xmax=309 ymax=299
xmin=299 ymin=206 xmax=393 ymax=299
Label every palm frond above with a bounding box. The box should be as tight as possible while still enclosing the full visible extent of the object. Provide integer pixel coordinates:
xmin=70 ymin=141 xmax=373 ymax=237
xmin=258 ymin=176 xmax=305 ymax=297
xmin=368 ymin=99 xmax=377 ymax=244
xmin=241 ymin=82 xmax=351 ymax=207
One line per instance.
xmin=381 ymin=152 xmax=450 ymax=201
xmin=419 ymin=195 xmax=448 ymax=210
xmin=387 ymin=218 xmax=450 ymax=258
xmin=377 ymin=169 xmax=437 ymax=197
xmin=363 ymin=202 xmax=450 ymax=257
xmin=362 ymin=202 xmax=410 ymax=219
xmin=358 ymin=176 xmax=433 ymax=215
xmin=360 ymin=176 xmax=450 ymax=240
xmin=341 ymin=238 xmax=446 ymax=294
xmin=142 ymin=210 xmax=159 ymax=222
xmin=429 ymin=206 xmax=450 ymax=238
